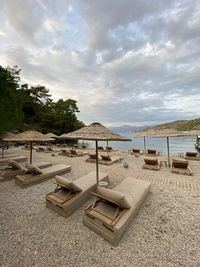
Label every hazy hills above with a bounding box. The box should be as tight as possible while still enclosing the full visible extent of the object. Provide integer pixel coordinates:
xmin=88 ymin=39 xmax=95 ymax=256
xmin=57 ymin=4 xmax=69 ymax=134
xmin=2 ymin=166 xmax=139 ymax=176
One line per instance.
xmin=149 ymin=118 xmax=200 ymax=131
xmin=110 ymin=118 xmax=200 ymax=133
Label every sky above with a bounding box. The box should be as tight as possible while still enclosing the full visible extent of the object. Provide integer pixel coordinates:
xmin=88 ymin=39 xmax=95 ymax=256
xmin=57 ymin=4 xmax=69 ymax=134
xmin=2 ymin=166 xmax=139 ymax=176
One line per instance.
xmin=0 ymin=0 xmax=200 ymax=127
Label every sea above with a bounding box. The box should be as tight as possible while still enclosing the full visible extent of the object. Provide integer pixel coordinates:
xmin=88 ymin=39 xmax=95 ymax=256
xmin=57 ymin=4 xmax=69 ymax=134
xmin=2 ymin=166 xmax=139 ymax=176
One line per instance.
xmin=79 ymin=132 xmax=198 ymax=154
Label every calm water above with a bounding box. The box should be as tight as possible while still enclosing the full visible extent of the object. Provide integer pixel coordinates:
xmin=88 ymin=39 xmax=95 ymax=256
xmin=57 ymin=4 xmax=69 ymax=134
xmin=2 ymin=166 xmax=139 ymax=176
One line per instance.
xmin=79 ymin=132 xmax=198 ymax=154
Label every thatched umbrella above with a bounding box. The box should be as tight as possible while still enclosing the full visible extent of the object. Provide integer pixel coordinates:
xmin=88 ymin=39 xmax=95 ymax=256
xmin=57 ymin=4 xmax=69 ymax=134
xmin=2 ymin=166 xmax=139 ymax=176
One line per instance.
xmin=145 ymin=128 xmax=189 ymax=166
xmin=4 ymin=130 xmax=51 ymax=163
xmin=45 ymin=133 xmax=58 ymax=139
xmin=59 ymin=122 xmax=131 ymax=184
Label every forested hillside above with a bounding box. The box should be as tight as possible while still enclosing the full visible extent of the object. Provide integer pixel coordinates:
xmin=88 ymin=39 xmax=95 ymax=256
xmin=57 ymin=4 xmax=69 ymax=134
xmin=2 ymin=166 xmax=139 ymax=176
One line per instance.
xmin=0 ymin=65 xmax=84 ymax=136
xmin=149 ymin=118 xmax=200 ymax=131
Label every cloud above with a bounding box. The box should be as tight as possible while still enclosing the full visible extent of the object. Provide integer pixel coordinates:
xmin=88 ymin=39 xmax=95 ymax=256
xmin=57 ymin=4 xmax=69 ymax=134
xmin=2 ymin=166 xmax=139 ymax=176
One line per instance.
xmin=0 ymin=0 xmax=199 ymax=126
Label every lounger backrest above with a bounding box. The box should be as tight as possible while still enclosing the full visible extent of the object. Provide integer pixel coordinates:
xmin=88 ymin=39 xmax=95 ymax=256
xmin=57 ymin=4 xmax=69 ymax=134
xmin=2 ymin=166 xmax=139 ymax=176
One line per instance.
xmin=185 ymin=152 xmax=198 ymax=157
xmin=46 ymin=147 xmax=53 ymax=151
xmin=132 ymin=149 xmax=140 ymax=153
xmin=147 ymin=149 xmax=156 ymax=154
xmin=97 ymin=187 xmax=131 ymax=209
xmin=55 ymin=176 xmax=82 ymax=192
xmin=101 ymin=155 xmax=111 ymax=161
xmin=70 ymin=149 xmax=77 ymax=155
xmin=172 ymin=160 xmax=188 ymax=169
xmin=26 ymin=163 xmax=43 ymax=175
xmin=144 ymin=158 xmax=158 ymax=165
xmin=8 ymin=159 xmax=23 ymax=170
xmin=89 ymin=154 xmax=96 ymax=159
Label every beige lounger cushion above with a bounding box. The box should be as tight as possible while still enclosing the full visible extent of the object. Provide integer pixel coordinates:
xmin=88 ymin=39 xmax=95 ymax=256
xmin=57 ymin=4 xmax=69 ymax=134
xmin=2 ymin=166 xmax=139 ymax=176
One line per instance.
xmin=26 ymin=163 xmax=43 ymax=175
xmin=55 ymin=175 xmax=82 ymax=192
xmin=8 ymin=160 xmax=23 ymax=170
xmin=97 ymin=187 xmax=131 ymax=209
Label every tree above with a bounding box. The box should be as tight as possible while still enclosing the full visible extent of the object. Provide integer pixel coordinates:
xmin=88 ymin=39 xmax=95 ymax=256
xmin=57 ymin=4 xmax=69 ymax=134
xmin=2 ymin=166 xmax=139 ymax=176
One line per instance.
xmin=18 ymin=84 xmax=51 ymax=130
xmin=40 ymin=99 xmax=84 ymax=135
xmin=0 ymin=65 xmax=23 ymax=135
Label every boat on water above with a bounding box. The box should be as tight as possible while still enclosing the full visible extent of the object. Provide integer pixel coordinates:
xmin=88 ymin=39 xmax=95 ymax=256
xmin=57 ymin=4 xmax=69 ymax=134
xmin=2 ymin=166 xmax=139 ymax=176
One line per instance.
xmin=195 ymin=135 xmax=200 ymax=151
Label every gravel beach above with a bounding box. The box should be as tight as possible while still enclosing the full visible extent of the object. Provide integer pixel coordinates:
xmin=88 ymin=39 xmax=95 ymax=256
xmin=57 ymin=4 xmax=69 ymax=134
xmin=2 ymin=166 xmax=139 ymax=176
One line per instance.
xmin=0 ymin=147 xmax=200 ymax=267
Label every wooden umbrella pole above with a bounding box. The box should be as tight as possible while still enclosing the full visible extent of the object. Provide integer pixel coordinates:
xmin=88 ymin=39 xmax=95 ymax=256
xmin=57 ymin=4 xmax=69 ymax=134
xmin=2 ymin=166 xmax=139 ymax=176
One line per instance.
xmin=1 ymin=140 xmax=4 ymax=158
xmin=95 ymin=140 xmax=99 ymax=185
xmin=30 ymin=141 xmax=33 ymax=164
xmin=144 ymin=136 xmax=146 ymax=153
xmin=167 ymin=137 xmax=170 ymax=167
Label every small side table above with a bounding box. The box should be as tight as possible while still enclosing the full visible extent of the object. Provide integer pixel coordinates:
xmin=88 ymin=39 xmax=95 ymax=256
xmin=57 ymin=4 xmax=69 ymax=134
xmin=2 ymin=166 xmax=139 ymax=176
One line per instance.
xmin=99 ymin=181 xmax=109 ymax=188
xmin=178 ymin=152 xmax=184 ymax=157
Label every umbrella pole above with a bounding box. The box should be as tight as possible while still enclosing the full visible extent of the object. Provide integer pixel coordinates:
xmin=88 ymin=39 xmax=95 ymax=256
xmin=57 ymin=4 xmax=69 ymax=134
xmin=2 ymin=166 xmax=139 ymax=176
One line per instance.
xmin=1 ymin=140 xmax=4 ymax=158
xmin=95 ymin=140 xmax=99 ymax=185
xmin=30 ymin=141 xmax=33 ymax=164
xmin=167 ymin=137 xmax=170 ymax=167
xmin=144 ymin=136 xmax=146 ymax=153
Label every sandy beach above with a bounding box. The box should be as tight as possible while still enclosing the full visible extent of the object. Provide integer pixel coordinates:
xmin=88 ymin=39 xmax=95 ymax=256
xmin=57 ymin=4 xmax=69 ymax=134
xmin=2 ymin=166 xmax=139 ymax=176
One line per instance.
xmin=0 ymin=146 xmax=200 ymax=267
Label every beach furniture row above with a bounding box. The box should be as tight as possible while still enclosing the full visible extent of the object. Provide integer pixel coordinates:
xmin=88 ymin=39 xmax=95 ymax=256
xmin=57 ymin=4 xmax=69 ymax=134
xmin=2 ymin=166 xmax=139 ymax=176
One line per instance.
xmin=0 ymin=155 xmax=151 ymax=246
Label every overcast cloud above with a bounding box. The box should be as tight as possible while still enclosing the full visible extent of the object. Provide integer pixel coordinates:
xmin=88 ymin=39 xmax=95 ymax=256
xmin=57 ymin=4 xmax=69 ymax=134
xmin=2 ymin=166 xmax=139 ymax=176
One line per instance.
xmin=0 ymin=0 xmax=200 ymax=126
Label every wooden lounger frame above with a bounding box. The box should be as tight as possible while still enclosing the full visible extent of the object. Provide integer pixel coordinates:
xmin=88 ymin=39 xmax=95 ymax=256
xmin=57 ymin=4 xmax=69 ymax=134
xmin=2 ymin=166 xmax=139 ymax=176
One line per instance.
xmin=47 ymin=185 xmax=79 ymax=205
xmin=85 ymin=192 xmax=126 ymax=226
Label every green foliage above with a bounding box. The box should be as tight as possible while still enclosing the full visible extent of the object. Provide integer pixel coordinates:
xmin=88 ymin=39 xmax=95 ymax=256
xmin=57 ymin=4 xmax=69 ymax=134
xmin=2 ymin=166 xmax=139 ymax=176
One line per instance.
xmin=177 ymin=118 xmax=200 ymax=131
xmin=0 ymin=65 xmax=23 ymax=135
xmin=40 ymin=99 xmax=84 ymax=135
xmin=150 ymin=118 xmax=200 ymax=131
xmin=0 ymin=65 xmax=85 ymax=135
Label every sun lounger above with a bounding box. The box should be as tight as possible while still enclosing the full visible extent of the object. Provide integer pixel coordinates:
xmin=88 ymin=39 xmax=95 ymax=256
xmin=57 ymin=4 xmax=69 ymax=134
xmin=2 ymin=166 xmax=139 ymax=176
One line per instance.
xmin=130 ymin=149 xmax=141 ymax=155
xmin=36 ymin=147 xmax=46 ymax=152
xmin=58 ymin=149 xmax=70 ymax=156
xmin=0 ymin=153 xmax=20 ymax=158
xmin=171 ymin=158 xmax=193 ymax=175
xmin=98 ymin=146 xmax=104 ymax=151
xmin=67 ymin=149 xmax=88 ymax=157
xmin=0 ymin=160 xmax=52 ymax=182
xmin=86 ymin=154 xmax=99 ymax=162
xmin=143 ymin=157 xmax=160 ymax=170
xmin=146 ymin=149 xmax=157 ymax=157
xmin=46 ymin=172 xmax=109 ymax=218
xmin=83 ymin=177 xmax=151 ymax=246
xmin=86 ymin=154 xmax=122 ymax=166
xmin=105 ymin=146 xmax=113 ymax=152
xmin=184 ymin=152 xmax=200 ymax=161
xmin=15 ymin=164 xmax=71 ymax=188
xmin=0 ymin=155 xmax=27 ymax=166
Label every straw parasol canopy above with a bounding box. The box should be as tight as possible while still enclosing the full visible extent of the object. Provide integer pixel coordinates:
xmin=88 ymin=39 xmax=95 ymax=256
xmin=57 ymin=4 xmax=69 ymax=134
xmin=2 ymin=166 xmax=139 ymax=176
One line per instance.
xmin=4 ymin=130 xmax=52 ymax=163
xmin=45 ymin=133 xmax=58 ymax=139
xmin=143 ymin=128 xmax=188 ymax=166
xmin=59 ymin=122 xmax=131 ymax=184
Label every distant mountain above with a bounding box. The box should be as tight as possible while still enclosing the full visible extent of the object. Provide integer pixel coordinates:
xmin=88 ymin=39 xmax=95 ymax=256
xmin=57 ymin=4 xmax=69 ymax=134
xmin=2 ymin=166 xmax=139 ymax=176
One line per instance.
xmin=147 ymin=118 xmax=200 ymax=131
xmin=109 ymin=124 xmax=154 ymax=133
xmin=109 ymin=118 xmax=200 ymax=134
